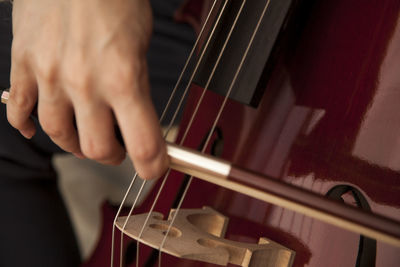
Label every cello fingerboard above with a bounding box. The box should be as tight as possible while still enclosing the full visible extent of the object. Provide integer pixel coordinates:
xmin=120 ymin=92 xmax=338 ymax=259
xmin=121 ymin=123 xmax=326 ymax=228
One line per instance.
xmin=193 ymin=0 xmax=296 ymax=107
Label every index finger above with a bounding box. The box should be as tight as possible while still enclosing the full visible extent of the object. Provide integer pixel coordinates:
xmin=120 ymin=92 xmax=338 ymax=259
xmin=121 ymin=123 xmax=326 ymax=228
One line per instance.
xmin=113 ymin=87 xmax=168 ymax=180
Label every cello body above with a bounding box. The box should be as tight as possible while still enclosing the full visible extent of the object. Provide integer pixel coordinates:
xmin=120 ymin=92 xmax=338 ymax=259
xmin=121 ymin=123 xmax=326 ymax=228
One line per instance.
xmin=87 ymin=0 xmax=400 ymax=266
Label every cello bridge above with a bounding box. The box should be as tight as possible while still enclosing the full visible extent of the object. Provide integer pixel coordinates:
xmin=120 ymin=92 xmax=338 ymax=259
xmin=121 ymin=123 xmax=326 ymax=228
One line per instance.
xmin=115 ymin=207 xmax=295 ymax=266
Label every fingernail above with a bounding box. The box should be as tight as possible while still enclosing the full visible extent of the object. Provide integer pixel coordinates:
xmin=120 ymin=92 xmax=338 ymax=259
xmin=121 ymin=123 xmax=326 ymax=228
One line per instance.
xmin=20 ymin=129 xmax=35 ymax=139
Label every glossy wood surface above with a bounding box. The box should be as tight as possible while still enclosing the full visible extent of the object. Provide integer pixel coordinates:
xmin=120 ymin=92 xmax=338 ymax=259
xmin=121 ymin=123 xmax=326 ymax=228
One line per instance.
xmin=86 ymin=1 xmax=400 ymax=266
xmin=150 ymin=1 xmax=400 ymax=266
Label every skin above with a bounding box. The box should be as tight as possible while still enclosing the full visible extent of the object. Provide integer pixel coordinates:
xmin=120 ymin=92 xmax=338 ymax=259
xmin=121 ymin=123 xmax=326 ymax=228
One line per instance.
xmin=7 ymin=0 xmax=169 ymax=179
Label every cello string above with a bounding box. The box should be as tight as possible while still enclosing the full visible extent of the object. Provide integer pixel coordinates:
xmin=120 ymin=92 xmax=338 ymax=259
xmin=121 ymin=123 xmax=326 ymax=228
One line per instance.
xmin=111 ymin=174 xmax=138 ymax=267
xmin=134 ymin=0 xmax=228 ymax=241
xmin=113 ymin=0 xmax=223 ymax=266
xmin=156 ymin=0 xmax=255 ymax=264
xmin=157 ymin=0 xmax=271 ymax=266
xmin=119 ymin=179 xmax=146 ymax=267
xmin=110 ymin=0 xmax=219 ymax=266
xmin=132 ymin=1 xmax=230 ymax=266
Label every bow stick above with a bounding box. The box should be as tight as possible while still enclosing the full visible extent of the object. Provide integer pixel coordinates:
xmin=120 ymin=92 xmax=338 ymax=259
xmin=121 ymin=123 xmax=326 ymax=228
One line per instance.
xmin=1 ymin=88 xmax=399 ymax=247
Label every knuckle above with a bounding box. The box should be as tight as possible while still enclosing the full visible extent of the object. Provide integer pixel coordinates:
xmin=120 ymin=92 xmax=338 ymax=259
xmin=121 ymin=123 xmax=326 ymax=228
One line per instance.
xmin=131 ymin=142 xmax=160 ymax=163
xmin=82 ymin=140 xmax=116 ymax=162
xmin=36 ymin=62 xmax=59 ymax=86
xmin=106 ymin=154 xmax=125 ymax=166
xmin=10 ymin=90 xmax=35 ymax=112
xmin=105 ymin=61 xmax=143 ymax=99
xmin=11 ymin=40 xmax=27 ymax=63
xmin=62 ymin=69 xmax=92 ymax=101
xmin=13 ymin=94 xmax=30 ymax=109
xmin=39 ymin=115 xmax=71 ymax=141
xmin=108 ymin=83 xmax=132 ymax=101
xmin=41 ymin=122 xmax=65 ymax=140
xmin=121 ymin=59 xmax=141 ymax=79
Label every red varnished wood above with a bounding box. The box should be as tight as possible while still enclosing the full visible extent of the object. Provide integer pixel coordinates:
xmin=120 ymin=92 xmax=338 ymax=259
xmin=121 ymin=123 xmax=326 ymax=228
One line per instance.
xmin=158 ymin=1 xmax=400 ymax=266
xmin=86 ymin=1 xmax=400 ymax=266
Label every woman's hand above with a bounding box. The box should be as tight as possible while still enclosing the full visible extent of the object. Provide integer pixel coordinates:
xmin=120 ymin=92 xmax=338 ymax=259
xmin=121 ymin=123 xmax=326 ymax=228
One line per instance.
xmin=7 ymin=0 xmax=168 ymax=179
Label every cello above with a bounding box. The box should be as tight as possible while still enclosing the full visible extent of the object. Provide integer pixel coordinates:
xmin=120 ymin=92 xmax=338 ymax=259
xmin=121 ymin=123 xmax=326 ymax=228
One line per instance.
xmin=82 ymin=0 xmax=400 ymax=266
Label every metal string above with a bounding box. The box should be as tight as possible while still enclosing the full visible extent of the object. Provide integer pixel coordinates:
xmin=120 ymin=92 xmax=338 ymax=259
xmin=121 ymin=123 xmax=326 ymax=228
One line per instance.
xmin=111 ymin=174 xmax=138 ymax=267
xmin=110 ymin=1 xmax=221 ymax=266
xmin=133 ymin=1 xmax=230 ymax=266
xmin=110 ymin=0 xmax=218 ymax=265
xmin=114 ymin=0 xmax=271 ymax=265
xmin=119 ymin=179 xmax=146 ymax=267
xmin=157 ymin=0 xmax=272 ymax=266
